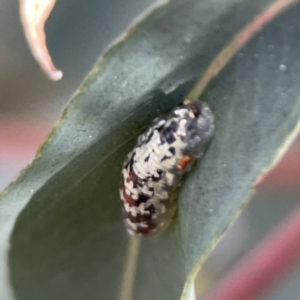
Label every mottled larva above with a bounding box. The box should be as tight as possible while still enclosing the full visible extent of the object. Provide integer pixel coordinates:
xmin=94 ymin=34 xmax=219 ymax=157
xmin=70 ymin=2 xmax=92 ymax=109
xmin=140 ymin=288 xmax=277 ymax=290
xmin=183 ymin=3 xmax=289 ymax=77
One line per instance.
xmin=120 ymin=100 xmax=215 ymax=237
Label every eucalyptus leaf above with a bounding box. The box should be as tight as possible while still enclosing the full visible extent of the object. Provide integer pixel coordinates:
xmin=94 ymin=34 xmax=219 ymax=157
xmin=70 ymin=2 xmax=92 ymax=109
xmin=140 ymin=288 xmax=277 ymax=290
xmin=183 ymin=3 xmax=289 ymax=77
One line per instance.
xmin=1 ymin=0 xmax=300 ymax=300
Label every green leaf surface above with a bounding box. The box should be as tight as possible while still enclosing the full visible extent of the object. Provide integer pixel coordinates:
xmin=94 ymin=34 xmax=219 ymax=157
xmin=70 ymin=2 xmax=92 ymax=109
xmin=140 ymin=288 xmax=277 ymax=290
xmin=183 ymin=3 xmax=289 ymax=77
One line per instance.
xmin=1 ymin=0 xmax=300 ymax=299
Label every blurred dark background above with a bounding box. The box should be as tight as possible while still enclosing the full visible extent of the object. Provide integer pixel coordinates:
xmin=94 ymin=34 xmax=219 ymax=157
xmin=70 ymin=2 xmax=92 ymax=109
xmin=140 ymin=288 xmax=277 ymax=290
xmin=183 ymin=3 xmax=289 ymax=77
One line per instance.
xmin=1 ymin=1 xmax=300 ymax=299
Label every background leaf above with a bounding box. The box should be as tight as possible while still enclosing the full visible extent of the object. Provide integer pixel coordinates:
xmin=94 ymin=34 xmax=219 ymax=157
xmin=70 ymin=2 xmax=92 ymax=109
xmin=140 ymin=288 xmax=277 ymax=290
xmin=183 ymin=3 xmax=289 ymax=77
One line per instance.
xmin=0 ymin=0 xmax=299 ymax=299
xmin=180 ymin=1 xmax=300 ymax=290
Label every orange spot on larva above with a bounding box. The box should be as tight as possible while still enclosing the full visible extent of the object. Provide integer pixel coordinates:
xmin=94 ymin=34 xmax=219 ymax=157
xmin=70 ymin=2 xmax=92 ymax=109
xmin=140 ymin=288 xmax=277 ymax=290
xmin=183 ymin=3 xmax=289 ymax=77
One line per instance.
xmin=177 ymin=155 xmax=193 ymax=170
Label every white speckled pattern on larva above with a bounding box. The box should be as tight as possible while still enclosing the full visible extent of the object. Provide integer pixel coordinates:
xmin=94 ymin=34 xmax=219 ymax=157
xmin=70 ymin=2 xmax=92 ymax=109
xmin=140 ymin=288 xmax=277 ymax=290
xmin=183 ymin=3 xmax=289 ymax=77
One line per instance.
xmin=120 ymin=100 xmax=215 ymax=237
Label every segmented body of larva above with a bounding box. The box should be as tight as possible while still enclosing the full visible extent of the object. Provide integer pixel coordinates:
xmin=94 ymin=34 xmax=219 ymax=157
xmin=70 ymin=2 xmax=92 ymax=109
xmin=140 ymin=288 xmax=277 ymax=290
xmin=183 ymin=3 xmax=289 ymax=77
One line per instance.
xmin=120 ymin=100 xmax=215 ymax=237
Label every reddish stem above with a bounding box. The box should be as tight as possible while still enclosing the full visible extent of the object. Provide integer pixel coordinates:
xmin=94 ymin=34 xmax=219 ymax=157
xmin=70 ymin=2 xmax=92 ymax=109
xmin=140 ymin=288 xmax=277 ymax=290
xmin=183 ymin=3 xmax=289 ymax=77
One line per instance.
xmin=255 ymin=140 xmax=300 ymax=190
xmin=203 ymin=204 xmax=300 ymax=300
xmin=0 ymin=117 xmax=51 ymax=163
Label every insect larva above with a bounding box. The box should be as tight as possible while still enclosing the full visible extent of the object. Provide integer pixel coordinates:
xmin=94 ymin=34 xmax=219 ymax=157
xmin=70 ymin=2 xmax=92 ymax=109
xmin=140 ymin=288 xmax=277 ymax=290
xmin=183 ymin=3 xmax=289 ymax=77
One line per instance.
xmin=120 ymin=99 xmax=215 ymax=237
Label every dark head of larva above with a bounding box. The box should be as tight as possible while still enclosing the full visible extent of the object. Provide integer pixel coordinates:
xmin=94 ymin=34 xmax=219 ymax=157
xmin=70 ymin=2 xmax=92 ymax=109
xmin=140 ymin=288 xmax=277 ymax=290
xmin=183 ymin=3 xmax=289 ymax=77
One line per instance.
xmin=165 ymin=100 xmax=215 ymax=158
